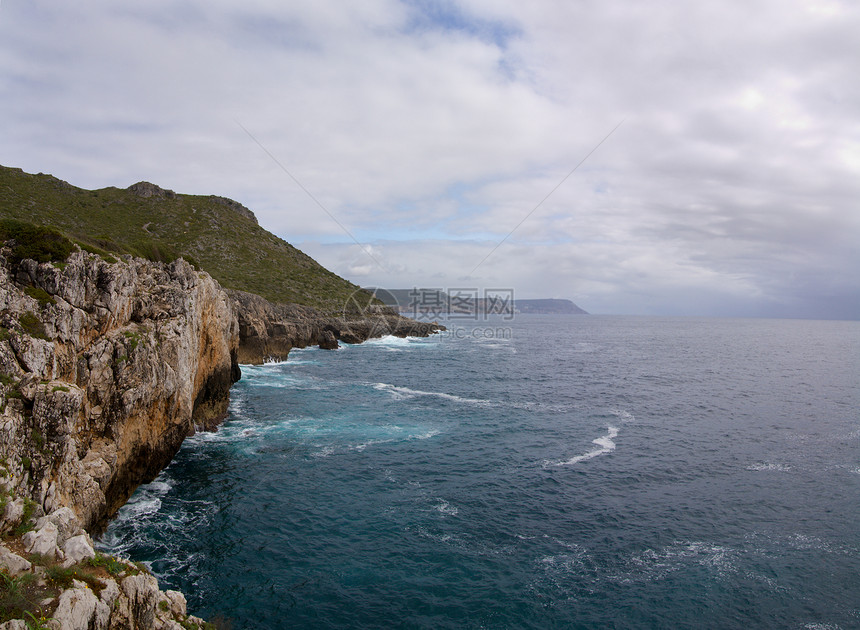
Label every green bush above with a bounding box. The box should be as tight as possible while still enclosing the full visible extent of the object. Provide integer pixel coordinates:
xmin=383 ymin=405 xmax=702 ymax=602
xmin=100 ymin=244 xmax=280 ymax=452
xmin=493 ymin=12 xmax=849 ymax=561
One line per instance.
xmin=18 ymin=312 xmax=47 ymax=340
xmin=0 ymin=219 xmax=74 ymax=265
xmin=87 ymin=552 xmax=129 ymax=576
xmin=24 ymin=286 xmax=55 ymax=307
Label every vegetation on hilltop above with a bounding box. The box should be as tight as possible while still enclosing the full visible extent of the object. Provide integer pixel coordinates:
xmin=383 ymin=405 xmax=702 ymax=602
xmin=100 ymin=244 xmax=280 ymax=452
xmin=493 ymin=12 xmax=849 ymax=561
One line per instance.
xmin=0 ymin=165 xmax=371 ymax=312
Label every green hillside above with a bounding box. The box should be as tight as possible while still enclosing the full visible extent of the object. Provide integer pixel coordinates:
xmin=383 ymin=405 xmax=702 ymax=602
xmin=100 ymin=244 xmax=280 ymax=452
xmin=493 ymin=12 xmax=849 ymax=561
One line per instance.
xmin=0 ymin=165 xmax=369 ymax=312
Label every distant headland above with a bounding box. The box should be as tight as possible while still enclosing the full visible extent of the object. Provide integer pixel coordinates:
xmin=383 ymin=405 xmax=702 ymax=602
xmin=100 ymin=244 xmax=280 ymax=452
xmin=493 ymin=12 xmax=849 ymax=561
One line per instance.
xmin=366 ymin=288 xmax=588 ymax=316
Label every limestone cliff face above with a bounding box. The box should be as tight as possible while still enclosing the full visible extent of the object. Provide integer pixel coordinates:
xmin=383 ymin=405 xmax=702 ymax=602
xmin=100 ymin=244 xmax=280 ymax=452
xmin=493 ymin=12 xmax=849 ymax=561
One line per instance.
xmin=0 ymin=245 xmax=439 ymax=628
xmin=230 ymin=289 xmax=445 ymax=364
xmin=0 ymin=250 xmax=239 ymax=532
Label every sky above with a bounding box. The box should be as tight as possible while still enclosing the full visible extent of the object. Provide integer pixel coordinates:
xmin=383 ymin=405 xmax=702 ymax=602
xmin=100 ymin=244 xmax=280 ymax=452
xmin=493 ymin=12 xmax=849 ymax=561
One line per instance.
xmin=1 ymin=0 xmax=858 ymax=318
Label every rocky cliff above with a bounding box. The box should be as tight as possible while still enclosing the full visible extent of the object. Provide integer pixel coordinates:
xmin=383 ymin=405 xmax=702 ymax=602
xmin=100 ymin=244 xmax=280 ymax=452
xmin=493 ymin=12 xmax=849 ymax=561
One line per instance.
xmin=0 ymin=244 xmax=443 ymax=628
xmin=230 ymin=289 xmax=444 ymax=364
xmin=0 ymin=248 xmax=238 ymax=628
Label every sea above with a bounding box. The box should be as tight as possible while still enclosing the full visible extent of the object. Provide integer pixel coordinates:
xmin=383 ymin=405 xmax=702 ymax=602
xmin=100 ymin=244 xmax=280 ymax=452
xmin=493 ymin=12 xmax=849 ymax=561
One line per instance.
xmin=98 ymin=315 xmax=860 ymax=629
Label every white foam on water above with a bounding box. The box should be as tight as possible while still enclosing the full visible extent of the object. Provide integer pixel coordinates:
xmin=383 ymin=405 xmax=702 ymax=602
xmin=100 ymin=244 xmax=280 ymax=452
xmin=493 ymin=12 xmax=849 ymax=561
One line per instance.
xmin=362 ymin=335 xmax=427 ymax=350
xmin=746 ymin=462 xmax=792 ymax=472
xmin=373 ymin=382 xmax=537 ymax=410
xmin=373 ymin=382 xmax=497 ymax=407
xmin=612 ymin=409 xmax=635 ymax=423
xmin=414 ymin=429 xmax=441 ymax=440
xmin=433 ymin=499 xmax=458 ymax=516
xmin=743 ymin=570 xmax=788 ymax=593
xmin=543 ymin=426 xmax=620 ymax=467
xmin=125 ymin=497 xmax=162 ymax=519
xmin=612 ymin=540 xmax=739 ymax=584
xmin=412 ymin=525 xmax=456 ymax=545
xmin=311 ymin=427 xmax=441 ymax=458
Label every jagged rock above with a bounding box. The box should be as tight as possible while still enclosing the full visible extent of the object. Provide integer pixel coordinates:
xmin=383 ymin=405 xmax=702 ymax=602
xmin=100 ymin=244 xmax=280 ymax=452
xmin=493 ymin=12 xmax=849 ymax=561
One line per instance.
xmin=81 ymin=451 xmax=112 ymax=490
xmin=0 ymin=341 xmax=23 ymax=376
xmin=317 ymin=329 xmax=339 ymax=350
xmin=9 ymin=334 xmax=55 ymax=377
xmin=0 ymin=544 xmax=32 ymax=576
xmin=99 ymin=577 xmax=118 ymax=602
xmin=2 ymin=497 xmax=25 ymax=529
xmin=22 ymin=521 xmax=59 ymax=558
xmin=33 ymin=385 xmax=84 ymax=437
xmin=52 ymin=585 xmax=108 ymax=630
xmin=62 ymin=534 xmax=95 ymax=567
xmin=127 ymin=182 xmax=175 ymax=199
xmin=163 ymin=590 xmax=187 ymax=617
xmin=118 ymin=574 xmax=160 ymax=629
xmin=0 ymin=252 xmax=239 ymax=530
xmin=35 ymin=507 xmax=80 ymax=546
xmin=0 ymin=620 xmax=27 ymax=630
xmin=17 ymin=372 xmax=43 ymax=402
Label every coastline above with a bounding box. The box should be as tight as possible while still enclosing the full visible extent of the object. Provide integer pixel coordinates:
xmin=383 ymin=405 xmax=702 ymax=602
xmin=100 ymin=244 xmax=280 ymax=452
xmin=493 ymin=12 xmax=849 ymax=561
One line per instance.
xmin=0 ymin=249 xmax=442 ymax=628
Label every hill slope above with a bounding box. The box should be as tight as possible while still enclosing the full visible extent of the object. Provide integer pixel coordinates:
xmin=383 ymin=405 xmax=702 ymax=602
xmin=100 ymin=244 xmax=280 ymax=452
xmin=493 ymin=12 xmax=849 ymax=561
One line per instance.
xmin=0 ymin=165 xmax=365 ymax=312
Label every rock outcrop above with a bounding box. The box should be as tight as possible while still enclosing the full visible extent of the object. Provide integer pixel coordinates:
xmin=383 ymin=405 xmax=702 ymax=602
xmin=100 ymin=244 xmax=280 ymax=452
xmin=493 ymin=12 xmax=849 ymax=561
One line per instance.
xmin=230 ymin=289 xmax=444 ymax=364
xmin=0 ymin=248 xmax=237 ymax=628
xmin=0 ymin=534 xmax=209 ymax=629
xmin=0 ymin=250 xmax=239 ymax=532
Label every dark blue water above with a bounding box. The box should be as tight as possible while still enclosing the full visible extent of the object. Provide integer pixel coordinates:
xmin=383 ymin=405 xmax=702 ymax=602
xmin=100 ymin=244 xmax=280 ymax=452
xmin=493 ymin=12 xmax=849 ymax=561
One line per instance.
xmin=100 ymin=316 xmax=860 ymax=629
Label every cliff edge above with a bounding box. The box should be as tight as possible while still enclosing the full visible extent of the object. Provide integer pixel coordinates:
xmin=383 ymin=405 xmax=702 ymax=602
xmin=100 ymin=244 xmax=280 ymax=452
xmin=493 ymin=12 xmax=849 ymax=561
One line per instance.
xmin=0 ymin=248 xmax=238 ymax=629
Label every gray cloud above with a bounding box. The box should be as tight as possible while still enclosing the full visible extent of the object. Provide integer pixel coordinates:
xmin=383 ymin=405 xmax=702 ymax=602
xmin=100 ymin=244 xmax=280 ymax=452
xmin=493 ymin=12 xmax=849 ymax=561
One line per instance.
xmin=0 ymin=0 xmax=857 ymax=318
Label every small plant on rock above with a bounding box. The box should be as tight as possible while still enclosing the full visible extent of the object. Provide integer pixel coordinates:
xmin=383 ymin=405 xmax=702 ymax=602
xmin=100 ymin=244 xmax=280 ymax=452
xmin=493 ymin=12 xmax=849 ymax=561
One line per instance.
xmin=24 ymin=610 xmax=52 ymax=630
xmin=12 ymin=497 xmax=37 ymax=536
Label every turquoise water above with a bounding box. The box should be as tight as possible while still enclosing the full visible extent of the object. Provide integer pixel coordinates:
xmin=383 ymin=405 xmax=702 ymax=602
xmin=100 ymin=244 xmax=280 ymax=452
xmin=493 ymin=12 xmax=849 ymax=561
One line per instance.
xmin=100 ymin=316 xmax=860 ymax=629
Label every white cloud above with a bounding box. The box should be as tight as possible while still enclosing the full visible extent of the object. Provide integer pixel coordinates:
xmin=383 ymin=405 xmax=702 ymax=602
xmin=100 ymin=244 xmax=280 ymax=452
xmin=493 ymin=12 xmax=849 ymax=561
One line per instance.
xmin=0 ymin=0 xmax=857 ymax=318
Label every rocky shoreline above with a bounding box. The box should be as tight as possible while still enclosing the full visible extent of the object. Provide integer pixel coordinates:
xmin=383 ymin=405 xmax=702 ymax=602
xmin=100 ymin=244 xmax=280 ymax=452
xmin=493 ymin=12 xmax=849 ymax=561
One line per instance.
xmin=0 ymin=249 xmax=442 ymax=628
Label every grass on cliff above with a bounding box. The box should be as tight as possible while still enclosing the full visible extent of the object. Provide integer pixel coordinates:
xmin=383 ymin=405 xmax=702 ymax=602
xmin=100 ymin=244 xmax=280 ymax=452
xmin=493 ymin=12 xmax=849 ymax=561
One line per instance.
xmin=0 ymin=165 xmax=375 ymax=313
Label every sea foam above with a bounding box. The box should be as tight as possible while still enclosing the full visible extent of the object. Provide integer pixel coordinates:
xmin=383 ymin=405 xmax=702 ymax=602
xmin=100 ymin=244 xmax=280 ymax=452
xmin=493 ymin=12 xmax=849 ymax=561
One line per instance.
xmin=544 ymin=426 xmax=620 ymax=467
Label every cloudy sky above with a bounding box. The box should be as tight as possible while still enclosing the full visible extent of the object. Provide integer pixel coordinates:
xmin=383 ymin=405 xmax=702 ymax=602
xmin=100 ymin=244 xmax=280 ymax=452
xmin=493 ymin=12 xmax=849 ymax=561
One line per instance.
xmin=1 ymin=1 xmax=858 ymax=318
